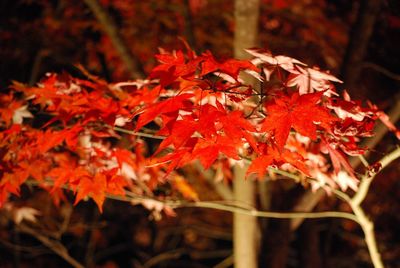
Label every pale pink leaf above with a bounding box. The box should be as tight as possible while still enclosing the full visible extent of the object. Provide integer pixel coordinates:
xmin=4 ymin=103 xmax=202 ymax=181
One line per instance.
xmin=287 ymin=66 xmax=342 ymax=95
xmin=12 ymin=105 xmax=33 ymax=124
xmin=245 ymin=48 xmax=306 ymax=73
xmin=335 ymin=171 xmax=359 ymax=192
xmin=13 ymin=207 xmax=41 ymax=224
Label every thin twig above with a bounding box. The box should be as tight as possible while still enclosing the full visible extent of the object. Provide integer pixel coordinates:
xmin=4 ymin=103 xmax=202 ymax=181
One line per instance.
xmin=174 ymin=201 xmax=359 ymax=222
xmin=17 ymin=224 xmax=84 ymax=268
xmin=0 ymin=237 xmax=48 ymax=255
xmin=361 ymin=62 xmax=400 ymax=81
xmin=182 ymin=0 xmax=197 ymax=49
xmin=143 ymin=248 xmax=186 ymax=268
xmin=29 ymin=50 xmax=48 ymax=86
xmin=112 ymin=126 xmax=165 ymax=139
xmin=55 ymin=204 xmax=73 ymax=239
xmin=161 ymin=224 xmax=232 ymax=241
xmin=85 ymin=209 xmax=100 ymax=268
xmin=352 ymin=146 xmax=400 ymax=206
xmin=214 ymin=255 xmax=234 ymax=268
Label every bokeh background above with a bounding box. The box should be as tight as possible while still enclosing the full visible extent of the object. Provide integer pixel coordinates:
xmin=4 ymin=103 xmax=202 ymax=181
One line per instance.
xmin=0 ymin=0 xmax=399 ymax=267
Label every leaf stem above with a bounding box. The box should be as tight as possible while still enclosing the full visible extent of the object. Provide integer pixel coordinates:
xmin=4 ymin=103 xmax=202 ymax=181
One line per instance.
xmin=112 ymin=126 xmax=165 ymax=139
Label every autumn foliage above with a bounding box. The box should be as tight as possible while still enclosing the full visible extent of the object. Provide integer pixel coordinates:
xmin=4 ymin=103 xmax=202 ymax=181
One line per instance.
xmin=0 ymin=44 xmax=396 ymax=212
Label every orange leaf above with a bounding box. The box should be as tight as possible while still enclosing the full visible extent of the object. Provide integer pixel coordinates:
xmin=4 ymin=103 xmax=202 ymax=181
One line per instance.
xmin=74 ymin=173 xmax=107 ymax=212
xmin=172 ymin=175 xmax=199 ymax=201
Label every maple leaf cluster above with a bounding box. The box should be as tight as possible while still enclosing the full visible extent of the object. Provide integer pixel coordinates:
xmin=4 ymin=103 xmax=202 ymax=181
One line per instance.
xmin=0 ymin=45 xmax=396 ymax=211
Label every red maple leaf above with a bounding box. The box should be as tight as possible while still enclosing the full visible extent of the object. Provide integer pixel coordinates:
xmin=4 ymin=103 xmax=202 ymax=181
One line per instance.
xmin=150 ymin=50 xmax=201 ymax=86
xmin=35 ymin=129 xmax=66 ymax=154
xmin=262 ymin=91 xmax=336 ymax=149
xmin=200 ymin=51 xmax=259 ymax=80
xmin=74 ymin=172 xmax=107 ymax=212
xmin=135 ymin=93 xmax=194 ymax=130
xmin=322 ymin=139 xmax=356 ymax=179
xmin=154 ymin=102 xmax=257 ymax=169
xmin=247 ymin=145 xmax=309 ymax=179
xmin=191 ymin=135 xmax=240 ymax=169
xmin=156 ymin=118 xmax=198 ymax=153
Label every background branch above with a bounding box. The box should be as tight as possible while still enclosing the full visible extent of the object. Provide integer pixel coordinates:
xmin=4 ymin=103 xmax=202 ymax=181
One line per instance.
xmin=17 ymin=224 xmax=84 ymax=268
xmin=83 ymin=0 xmax=144 ymax=79
xmin=361 ymin=62 xmax=400 ymax=81
xmin=340 ymin=0 xmax=382 ymax=97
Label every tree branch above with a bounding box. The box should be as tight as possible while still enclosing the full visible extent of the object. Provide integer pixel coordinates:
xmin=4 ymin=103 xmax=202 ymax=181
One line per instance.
xmin=361 ymin=62 xmax=400 ymax=81
xmin=174 ymin=201 xmax=359 ymax=223
xmin=83 ymin=0 xmax=144 ymax=79
xmin=349 ymin=203 xmax=383 ymax=268
xmin=17 ymin=224 xmax=84 ymax=268
xmin=291 ymin=96 xmax=400 ymax=230
xmin=112 ymin=126 xmax=165 ymax=140
xmin=345 ymin=147 xmax=400 ymax=268
xmin=340 ymin=0 xmax=382 ymax=97
xmin=352 ymin=146 xmax=400 ymax=206
xmin=214 ymin=255 xmax=234 ymax=268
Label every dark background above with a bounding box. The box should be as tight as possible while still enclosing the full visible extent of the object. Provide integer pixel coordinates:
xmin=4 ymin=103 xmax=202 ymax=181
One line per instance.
xmin=0 ymin=0 xmax=399 ymax=267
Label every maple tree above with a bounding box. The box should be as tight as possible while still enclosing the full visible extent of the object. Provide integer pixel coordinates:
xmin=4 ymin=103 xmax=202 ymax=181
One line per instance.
xmin=1 ymin=35 xmax=399 ymax=268
xmin=1 ymin=43 xmax=398 ymax=212
xmin=0 ymin=49 xmax=395 ymax=265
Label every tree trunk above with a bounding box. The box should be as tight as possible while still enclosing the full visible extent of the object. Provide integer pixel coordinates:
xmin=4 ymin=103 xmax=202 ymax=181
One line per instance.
xmin=233 ymin=165 xmax=258 ymax=268
xmin=233 ymin=1 xmax=260 ymax=267
xmin=234 ymin=0 xmax=260 ymax=60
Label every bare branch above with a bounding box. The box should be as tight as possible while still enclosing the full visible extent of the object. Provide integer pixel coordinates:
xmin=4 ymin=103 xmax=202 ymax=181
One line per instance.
xmin=17 ymin=224 xmax=84 ymax=268
xmin=361 ymin=62 xmax=400 ymax=81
